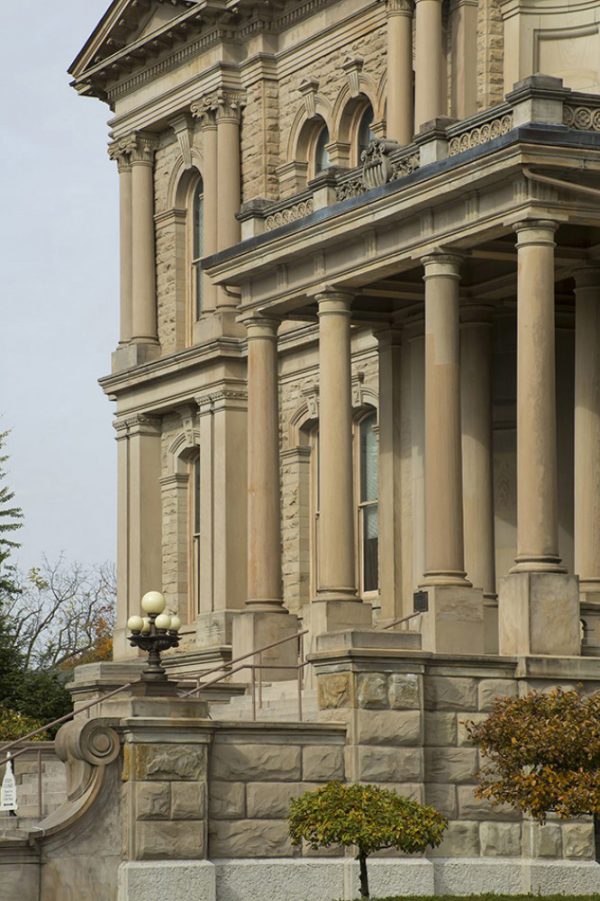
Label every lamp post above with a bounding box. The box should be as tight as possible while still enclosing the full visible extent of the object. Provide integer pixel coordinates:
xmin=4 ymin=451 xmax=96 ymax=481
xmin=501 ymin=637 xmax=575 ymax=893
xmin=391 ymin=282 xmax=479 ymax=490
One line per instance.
xmin=127 ymin=591 xmax=181 ymax=682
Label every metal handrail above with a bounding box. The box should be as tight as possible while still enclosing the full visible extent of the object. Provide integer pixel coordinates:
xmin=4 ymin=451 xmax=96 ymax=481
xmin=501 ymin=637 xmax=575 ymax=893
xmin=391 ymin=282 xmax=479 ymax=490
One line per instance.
xmin=0 ymin=681 xmax=134 ymax=763
xmin=381 ymin=610 xmax=421 ymax=630
xmin=182 ymin=628 xmax=309 ymax=697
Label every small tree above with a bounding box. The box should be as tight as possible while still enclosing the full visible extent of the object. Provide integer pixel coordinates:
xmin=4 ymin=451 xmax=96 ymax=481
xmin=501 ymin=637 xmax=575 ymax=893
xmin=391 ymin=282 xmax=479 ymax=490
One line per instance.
xmin=467 ymin=687 xmax=600 ymax=825
xmin=288 ymin=781 xmax=447 ymax=898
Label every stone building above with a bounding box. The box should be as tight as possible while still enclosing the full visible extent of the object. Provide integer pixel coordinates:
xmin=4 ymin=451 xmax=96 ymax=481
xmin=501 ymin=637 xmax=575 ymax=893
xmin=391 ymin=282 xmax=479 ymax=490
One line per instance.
xmin=4 ymin=0 xmax=600 ymax=898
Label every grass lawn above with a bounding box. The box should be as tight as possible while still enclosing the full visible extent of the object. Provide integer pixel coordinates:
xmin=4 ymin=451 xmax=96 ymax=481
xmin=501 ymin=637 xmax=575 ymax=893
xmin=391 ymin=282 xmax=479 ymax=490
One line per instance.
xmin=367 ymin=896 xmax=600 ymax=901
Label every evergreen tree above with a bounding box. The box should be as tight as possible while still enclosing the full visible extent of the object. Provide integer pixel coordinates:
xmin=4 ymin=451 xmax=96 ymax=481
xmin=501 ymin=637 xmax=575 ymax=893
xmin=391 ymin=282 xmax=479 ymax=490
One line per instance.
xmin=0 ymin=430 xmax=23 ymax=595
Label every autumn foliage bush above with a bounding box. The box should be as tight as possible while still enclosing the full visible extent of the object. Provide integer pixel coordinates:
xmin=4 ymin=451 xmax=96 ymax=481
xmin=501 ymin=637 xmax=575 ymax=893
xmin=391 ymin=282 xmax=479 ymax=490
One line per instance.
xmin=0 ymin=705 xmax=48 ymax=741
xmin=467 ymin=687 xmax=600 ymax=823
xmin=288 ymin=781 xmax=447 ymax=898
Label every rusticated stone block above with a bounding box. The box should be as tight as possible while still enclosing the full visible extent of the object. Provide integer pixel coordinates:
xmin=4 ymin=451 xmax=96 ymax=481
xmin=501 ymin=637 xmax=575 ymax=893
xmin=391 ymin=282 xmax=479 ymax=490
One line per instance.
xmin=457 ymin=713 xmax=487 ymax=746
xmin=371 ymin=782 xmax=424 ymax=803
xmin=172 ymin=781 xmax=206 ymax=819
xmin=246 ymin=782 xmax=308 ymax=818
xmin=424 ymin=712 xmax=456 ymax=747
xmin=318 ymin=673 xmax=353 ymax=709
xmin=133 ymin=744 xmax=207 ymax=782
xmin=425 ymin=783 xmax=457 ymax=818
xmin=480 ymin=822 xmax=521 ymax=857
xmin=388 ymin=673 xmax=421 ymax=709
xmin=563 ymin=823 xmax=595 ymax=859
xmin=358 ymin=747 xmax=422 ymax=782
xmin=211 ymin=743 xmax=301 ymax=782
xmin=522 ymin=821 xmax=562 ymax=858
xmin=209 ymin=781 xmax=246 ymax=819
xmin=357 ymin=673 xmax=388 ymax=708
xmin=357 ymin=710 xmax=421 ymax=746
xmin=457 ymin=785 xmax=515 ymax=820
xmin=302 ymin=746 xmax=344 ymax=781
xmin=424 ymin=677 xmax=478 ymax=711
xmin=428 ymin=820 xmax=480 ymax=857
xmin=478 ymin=678 xmax=518 ymax=711
xmin=136 ymin=820 xmax=205 ymax=860
xmin=136 ymin=781 xmax=171 ymax=819
xmin=425 ymin=748 xmax=478 ymax=783
xmin=209 ymin=819 xmax=294 ymax=858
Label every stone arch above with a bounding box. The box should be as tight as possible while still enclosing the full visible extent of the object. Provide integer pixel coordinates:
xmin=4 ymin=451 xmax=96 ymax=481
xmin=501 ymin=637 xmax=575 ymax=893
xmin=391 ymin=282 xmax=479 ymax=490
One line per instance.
xmin=286 ymin=95 xmax=334 ymax=163
xmin=332 ymin=76 xmax=380 ymax=143
xmin=167 ymin=426 xmax=201 ymax=476
xmin=166 ymin=149 xmax=205 ymax=211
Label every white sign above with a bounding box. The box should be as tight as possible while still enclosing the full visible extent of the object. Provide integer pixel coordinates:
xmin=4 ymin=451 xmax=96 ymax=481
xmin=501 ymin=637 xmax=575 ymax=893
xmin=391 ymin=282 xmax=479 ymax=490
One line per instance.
xmin=0 ymin=757 xmax=18 ymax=812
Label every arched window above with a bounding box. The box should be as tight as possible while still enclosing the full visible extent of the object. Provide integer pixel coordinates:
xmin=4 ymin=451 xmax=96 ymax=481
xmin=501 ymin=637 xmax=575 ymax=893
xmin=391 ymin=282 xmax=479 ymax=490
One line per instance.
xmin=314 ymin=125 xmax=330 ymax=175
xmin=191 ymin=178 xmax=204 ymax=320
xmin=357 ymin=105 xmax=374 ymax=162
xmin=358 ymin=412 xmax=378 ymax=593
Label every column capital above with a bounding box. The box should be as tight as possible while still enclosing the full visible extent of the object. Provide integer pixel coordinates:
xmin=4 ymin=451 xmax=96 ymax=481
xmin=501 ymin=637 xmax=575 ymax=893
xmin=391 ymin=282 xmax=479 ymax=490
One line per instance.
xmin=421 ymin=251 xmax=463 ymax=278
xmin=513 ymin=219 xmax=558 ymax=246
xmin=460 ymin=302 xmax=494 ymax=326
xmin=242 ymin=314 xmax=280 ymax=340
xmin=374 ymin=325 xmax=404 ymax=347
xmin=315 ymin=290 xmax=353 ymax=316
xmin=191 ymin=90 xmax=246 ymax=125
xmin=108 ymin=136 xmax=135 ymax=171
xmin=129 ymin=133 xmax=159 ymax=165
xmin=382 ymin=0 xmax=414 ymax=16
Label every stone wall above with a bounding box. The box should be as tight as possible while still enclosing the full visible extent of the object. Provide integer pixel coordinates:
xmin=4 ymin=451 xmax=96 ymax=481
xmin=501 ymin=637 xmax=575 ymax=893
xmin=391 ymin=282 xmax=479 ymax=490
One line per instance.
xmin=208 ymin=723 xmax=347 ymax=858
xmin=0 ymin=742 xmax=66 ymax=823
xmin=314 ymin=649 xmax=598 ymax=864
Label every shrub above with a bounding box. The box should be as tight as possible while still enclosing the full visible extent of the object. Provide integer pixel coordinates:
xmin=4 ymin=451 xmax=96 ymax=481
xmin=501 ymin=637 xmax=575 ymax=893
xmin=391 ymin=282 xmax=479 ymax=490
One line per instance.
xmin=0 ymin=704 xmax=48 ymax=742
xmin=288 ymin=781 xmax=447 ymax=898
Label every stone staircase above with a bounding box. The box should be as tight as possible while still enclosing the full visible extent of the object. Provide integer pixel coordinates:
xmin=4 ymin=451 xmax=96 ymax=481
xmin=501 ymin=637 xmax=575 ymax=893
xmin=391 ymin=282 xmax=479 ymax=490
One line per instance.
xmin=208 ymin=678 xmax=320 ymax=722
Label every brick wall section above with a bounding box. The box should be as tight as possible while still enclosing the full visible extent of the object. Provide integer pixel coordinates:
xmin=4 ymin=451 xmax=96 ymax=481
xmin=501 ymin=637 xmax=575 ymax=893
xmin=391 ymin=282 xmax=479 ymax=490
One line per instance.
xmin=315 ymin=658 xmax=596 ymax=862
xmin=208 ymin=726 xmax=347 ymax=857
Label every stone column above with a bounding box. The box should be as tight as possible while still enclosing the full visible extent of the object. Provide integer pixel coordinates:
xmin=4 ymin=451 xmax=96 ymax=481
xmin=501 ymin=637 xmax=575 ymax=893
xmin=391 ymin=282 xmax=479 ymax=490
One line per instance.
xmin=498 ymin=221 xmax=580 ymax=656
xmin=461 ymin=307 xmax=495 ymax=595
xmin=216 ymin=92 xmax=244 ymax=311
xmin=377 ymin=328 xmax=404 ymax=621
xmin=385 ymin=0 xmax=414 ymax=144
xmin=232 ymin=317 xmax=298 ymax=676
xmin=574 ymin=268 xmax=600 ymax=599
xmin=414 ymin=0 xmax=444 ymax=130
xmin=461 ymin=306 xmax=497 ymax=653
xmin=108 ymin=144 xmax=133 ymax=345
xmin=450 ymin=0 xmax=478 ymax=118
xmin=420 ymin=254 xmax=484 ymax=654
xmin=422 ymin=253 xmax=467 ymax=585
xmin=130 ymin=134 xmax=160 ymax=355
xmin=113 ymin=414 xmax=162 ymax=660
xmin=312 ymin=292 xmax=372 ymax=636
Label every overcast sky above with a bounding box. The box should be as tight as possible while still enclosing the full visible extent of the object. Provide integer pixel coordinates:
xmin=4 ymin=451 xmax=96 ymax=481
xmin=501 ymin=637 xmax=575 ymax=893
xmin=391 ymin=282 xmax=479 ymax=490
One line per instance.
xmin=0 ymin=0 xmax=118 ymax=571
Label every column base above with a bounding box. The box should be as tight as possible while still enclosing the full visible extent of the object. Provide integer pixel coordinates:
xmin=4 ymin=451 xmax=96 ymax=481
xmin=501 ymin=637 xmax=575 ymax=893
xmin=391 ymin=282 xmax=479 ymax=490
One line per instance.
xmin=483 ymin=596 xmax=499 ymax=655
xmin=309 ymin=598 xmax=373 ymax=638
xmin=232 ymin=609 xmax=300 ymax=682
xmin=580 ymin=597 xmax=600 ymax=656
xmin=498 ymin=571 xmax=581 ymax=656
xmin=195 ymin=610 xmax=239 ymax=649
xmin=112 ymin=341 xmax=160 ymax=372
xmin=420 ymin=585 xmax=485 ymax=655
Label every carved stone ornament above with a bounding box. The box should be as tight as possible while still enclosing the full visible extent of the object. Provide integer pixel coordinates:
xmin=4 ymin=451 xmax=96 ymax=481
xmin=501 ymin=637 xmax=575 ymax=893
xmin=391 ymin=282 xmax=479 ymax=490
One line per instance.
xmin=299 ymin=78 xmax=320 ymax=119
xmin=341 ymin=57 xmax=364 ymax=98
xmin=361 ymin=138 xmax=402 ymax=189
xmin=301 ymin=379 xmax=320 ymax=418
xmin=191 ymin=90 xmax=246 ymax=124
xmin=108 ymin=132 xmax=158 ymax=166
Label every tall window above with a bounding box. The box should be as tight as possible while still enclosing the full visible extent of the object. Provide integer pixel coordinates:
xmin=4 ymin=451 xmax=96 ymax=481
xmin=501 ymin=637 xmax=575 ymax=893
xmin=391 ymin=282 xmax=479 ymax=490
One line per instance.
xmin=191 ymin=179 xmax=204 ymax=320
xmin=359 ymin=413 xmax=379 ymax=593
xmin=357 ymin=105 xmax=374 ymax=161
xmin=314 ymin=125 xmax=330 ymax=175
xmin=190 ymin=454 xmax=201 ymax=615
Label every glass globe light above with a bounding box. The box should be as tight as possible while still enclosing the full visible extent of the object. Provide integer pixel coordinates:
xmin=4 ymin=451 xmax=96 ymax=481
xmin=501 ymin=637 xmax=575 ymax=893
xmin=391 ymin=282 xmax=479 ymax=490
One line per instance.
xmin=154 ymin=613 xmax=171 ymax=631
xmin=141 ymin=617 xmax=152 ymax=634
xmin=169 ymin=614 xmax=182 ymax=632
xmin=127 ymin=615 xmax=144 ymax=632
xmin=141 ymin=591 xmax=166 ymax=614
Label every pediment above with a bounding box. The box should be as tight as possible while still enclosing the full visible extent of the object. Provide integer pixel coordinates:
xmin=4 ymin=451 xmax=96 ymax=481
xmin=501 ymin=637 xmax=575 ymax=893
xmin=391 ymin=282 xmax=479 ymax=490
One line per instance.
xmin=69 ymin=0 xmax=200 ymax=81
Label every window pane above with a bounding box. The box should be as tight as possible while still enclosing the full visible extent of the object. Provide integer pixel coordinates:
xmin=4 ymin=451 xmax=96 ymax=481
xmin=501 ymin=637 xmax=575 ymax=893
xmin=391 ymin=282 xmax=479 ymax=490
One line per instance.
xmin=360 ymin=414 xmax=378 ymax=503
xmin=363 ymin=505 xmax=378 ymax=592
xmin=315 ymin=126 xmax=330 ymax=174
xmin=358 ymin=105 xmax=374 ymax=160
xmin=194 ymin=183 xmax=203 ymax=318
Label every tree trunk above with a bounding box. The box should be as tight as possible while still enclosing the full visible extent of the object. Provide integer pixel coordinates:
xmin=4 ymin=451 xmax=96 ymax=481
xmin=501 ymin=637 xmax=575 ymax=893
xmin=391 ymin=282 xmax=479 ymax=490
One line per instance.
xmin=358 ymin=850 xmax=370 ymax=898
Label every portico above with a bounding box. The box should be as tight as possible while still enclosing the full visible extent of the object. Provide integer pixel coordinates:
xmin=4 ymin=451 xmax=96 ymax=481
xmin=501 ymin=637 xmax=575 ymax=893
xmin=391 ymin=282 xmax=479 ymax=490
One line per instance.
xmin=207 ymin=77 xmax=600 ymax=661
